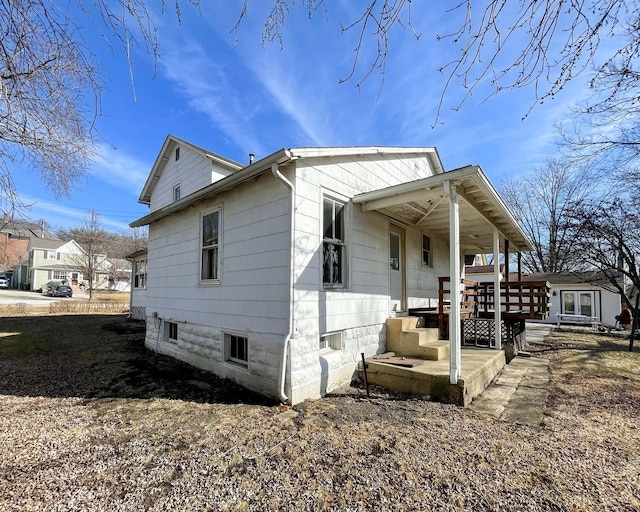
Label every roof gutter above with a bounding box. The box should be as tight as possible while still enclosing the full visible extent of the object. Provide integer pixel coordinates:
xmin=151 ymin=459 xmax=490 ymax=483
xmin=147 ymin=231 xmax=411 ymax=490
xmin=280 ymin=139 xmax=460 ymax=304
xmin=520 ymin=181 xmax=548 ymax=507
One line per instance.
xmin=271 ymin=160 xmax=295 ymax=404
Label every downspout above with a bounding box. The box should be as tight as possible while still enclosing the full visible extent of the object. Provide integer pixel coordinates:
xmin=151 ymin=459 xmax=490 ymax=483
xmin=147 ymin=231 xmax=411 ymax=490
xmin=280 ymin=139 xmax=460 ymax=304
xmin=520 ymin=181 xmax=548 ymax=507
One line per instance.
xmin=272 ymin=162 xmax=295 ymax=404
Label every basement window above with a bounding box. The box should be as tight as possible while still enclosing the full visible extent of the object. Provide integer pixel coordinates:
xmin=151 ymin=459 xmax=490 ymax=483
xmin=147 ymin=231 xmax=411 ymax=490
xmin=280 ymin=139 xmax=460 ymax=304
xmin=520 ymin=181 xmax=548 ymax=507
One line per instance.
xmin=319 ymin=331 xmax=342 ymax=351
xmin=166 ymin=321 xmax=178 ymax=342
xmin=225 ymin=333 xmax=248 ymax=367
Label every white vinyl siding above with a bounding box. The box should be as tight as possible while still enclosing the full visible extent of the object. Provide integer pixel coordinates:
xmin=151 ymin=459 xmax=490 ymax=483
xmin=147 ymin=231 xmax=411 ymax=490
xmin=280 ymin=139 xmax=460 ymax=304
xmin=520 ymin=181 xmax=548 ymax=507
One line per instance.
xmin=149 ymin=145 xmax=236 ymax=211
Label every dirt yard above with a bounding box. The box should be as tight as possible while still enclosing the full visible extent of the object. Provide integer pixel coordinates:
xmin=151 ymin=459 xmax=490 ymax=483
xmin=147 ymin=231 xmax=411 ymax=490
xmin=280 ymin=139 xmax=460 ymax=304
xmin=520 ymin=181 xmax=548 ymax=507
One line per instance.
xmin=0 ymin=315 xmax=638 ymax=511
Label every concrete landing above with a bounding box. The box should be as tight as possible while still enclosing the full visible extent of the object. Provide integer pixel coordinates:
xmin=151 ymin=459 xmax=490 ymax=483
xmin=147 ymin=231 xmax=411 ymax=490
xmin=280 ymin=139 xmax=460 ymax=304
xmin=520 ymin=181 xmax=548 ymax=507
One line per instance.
xmin=363 ymin=348 xmax=506 ymax=406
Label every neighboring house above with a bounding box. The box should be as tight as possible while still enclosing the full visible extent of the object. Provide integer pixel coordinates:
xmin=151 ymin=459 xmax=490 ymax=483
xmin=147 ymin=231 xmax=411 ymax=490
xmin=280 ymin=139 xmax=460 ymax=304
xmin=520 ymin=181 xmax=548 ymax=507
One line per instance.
xmin=466 ymin=265 xmax=621 ymax=325
xmin=109 ymin=258 xmax=133 ymax=292
xmin=126 ymin=248 xmax=147 ymax=320
xmin=0 ymin=218 xmax=57 ymax=287
xmin=14 ymin=238 xmax=110 ymax=292
xmin=130 ymin=135 xmax=533 ymax=405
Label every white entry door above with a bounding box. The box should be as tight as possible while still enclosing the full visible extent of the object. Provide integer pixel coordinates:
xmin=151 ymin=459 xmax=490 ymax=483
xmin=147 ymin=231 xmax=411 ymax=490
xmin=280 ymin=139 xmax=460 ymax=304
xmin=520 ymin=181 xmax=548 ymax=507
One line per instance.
xmin=389 ymin=225 xmax=405 ymax=312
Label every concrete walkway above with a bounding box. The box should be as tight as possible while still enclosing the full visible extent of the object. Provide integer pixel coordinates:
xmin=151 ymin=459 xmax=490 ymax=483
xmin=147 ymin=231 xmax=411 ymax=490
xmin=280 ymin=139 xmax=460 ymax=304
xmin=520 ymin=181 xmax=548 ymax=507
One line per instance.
xmin=468 ymin=322 xmax=552 ymax=426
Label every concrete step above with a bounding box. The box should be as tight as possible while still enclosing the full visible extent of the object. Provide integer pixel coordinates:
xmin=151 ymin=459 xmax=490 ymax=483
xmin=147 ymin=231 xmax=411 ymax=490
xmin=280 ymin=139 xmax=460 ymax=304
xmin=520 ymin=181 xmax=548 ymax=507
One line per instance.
xmin=386 ymin=317 xmax=449 ymax=360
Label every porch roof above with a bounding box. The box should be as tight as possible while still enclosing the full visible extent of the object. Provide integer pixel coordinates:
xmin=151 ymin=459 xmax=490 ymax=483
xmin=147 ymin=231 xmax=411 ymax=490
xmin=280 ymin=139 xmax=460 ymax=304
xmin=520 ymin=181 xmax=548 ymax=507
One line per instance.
xmin=353 ymin=165 xmax=533 ymax=254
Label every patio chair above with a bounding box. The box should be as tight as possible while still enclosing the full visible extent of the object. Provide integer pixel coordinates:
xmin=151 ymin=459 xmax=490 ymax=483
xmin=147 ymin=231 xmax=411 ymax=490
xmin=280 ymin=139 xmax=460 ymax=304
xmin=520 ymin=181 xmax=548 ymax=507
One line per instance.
xmin=615 ymin=309 xmax=632 ymax=329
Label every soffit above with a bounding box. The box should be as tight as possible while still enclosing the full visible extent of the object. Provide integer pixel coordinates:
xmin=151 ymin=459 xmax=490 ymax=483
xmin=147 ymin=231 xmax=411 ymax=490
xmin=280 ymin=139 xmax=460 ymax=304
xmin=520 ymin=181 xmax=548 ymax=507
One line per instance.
xmin=353 ymin=165 xmax=532 ymax=254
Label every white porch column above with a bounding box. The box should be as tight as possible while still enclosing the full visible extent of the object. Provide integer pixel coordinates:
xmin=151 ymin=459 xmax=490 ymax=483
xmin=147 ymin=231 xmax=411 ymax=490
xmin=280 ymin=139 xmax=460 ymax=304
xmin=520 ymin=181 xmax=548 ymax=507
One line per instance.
xmin=493 ymin=229 xmax=502 ymax=351
xmin=446 ymin=181 xmax=461 ymax=384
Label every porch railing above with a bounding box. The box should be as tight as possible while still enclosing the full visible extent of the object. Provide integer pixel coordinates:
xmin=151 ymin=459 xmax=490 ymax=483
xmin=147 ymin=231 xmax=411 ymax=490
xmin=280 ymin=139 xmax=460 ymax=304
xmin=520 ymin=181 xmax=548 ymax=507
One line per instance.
xmin=438 ymin=277 xmax=551 ymax=321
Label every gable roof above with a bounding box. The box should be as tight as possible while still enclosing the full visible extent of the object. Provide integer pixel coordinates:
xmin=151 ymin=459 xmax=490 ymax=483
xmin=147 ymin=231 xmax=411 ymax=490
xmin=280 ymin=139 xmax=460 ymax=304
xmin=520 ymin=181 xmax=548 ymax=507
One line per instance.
xmin=1 ymin=218 xmax=57 ymax=239
xmin=138 ymin=134 xmax=245 ymax=205
xmin=28 ymin=238 xmax=66 ymax=251
xmin=131 ymin=145 xmax=445 ymax=228
xmin=514 ymin=271 xmax=617 ymax=287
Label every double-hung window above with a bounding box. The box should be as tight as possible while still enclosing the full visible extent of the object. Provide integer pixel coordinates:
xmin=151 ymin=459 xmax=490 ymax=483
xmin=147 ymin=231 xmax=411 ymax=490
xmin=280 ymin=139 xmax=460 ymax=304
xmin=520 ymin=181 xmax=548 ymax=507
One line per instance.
xmin=201 ymin=209 xmax=221 ymax=282
xmin=134 ymin=258 xmax=147 ymax=289
xmin=323 ymin=196 xmax=346 ymax=288
xmin=422 ymin=235 xmax=432 ymax=267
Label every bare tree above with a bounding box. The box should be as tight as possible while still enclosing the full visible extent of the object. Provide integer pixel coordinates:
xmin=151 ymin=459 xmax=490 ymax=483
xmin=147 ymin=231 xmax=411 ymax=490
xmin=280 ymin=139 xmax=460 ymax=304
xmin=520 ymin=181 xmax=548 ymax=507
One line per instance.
xmin=56 ymin=225 xmax=147 ymax=259
xmin=235 ymin=1 xmax=636 ymax=121
xmin=500 ymin=159 xmax=601 ymax=273
xmin=0 ymin=0 xmax=198 ymax=218
xmin=68 ymin=209 xmax=110 ymax=300
xmin=558 ymin=20 xmax=640 ymax=179
xmin=568 ymin=195 xmax=640 ymax=309
xmin=2 ymin=0 xmax=635 ymax=220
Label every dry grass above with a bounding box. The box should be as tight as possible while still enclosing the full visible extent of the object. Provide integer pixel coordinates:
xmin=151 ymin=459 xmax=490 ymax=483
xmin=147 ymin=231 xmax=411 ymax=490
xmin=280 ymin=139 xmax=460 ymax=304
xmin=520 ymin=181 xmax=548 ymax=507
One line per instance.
xmin=0 ymin=316 xmax=638 ymax=511
xmin=90 ymin=291 xmax=130 ymax=302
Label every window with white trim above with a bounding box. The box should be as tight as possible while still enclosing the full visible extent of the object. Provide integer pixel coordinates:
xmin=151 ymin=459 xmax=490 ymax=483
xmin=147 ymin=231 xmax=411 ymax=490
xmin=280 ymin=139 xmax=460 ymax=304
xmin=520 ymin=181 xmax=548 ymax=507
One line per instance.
xmin=225 ymin=333 xmax=248 ymax=366
xmin=322 ymin=196 xmax=346 ymax=288
xmin=133 ymin=258 xmax=147 ymax=289
xmin=45 ymin=250 xmax=56 ymax=259
xmin=166 ymin=321 xmax=178 ymax=342
xmin=561 ymin=291 xmax=595 ymax=317
xmin=422 ymin=235 xmax=432 ymax=267
xmin=173 ymin=183 xmax=181 ymax=202
xmin=319 ymin=332 xmax=342 ymax=351
xmin=175 ymin=146 xmax=180 ymax=161
xmin=201 ymin=209 xmax=221 ymax=282
xmin=53 ymin=271 xmax=69 ymax=281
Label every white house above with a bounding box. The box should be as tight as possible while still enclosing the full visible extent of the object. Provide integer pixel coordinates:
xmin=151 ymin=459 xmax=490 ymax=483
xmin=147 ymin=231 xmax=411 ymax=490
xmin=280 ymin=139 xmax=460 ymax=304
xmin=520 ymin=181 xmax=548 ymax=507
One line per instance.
xmin=130 ymin=135 xmax=534 ymax=405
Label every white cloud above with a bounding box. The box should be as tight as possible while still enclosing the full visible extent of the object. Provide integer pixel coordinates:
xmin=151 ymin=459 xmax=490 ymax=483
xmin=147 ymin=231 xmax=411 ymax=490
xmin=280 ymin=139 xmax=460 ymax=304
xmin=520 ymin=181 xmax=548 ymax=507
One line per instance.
xmin=91 ymin=143 xmax=150 ymax=195
xmin=160 ymin=40 xmax=270 ymax=156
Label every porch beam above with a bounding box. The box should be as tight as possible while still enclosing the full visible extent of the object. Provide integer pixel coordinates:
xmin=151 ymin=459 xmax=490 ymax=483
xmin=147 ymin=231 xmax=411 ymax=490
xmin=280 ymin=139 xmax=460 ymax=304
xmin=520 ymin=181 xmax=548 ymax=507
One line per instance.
xmin=455 ymin=187 xmax=509 ymax=243
xmin=413 ymin=196 xmax=446 ymax=225
xmin=358 ymin=188 xmax=434 ymax=212
xmin=493 ymin=229 xmax=502 ymax=351
xmin=446 ymin=181 xmax=461 ymax=384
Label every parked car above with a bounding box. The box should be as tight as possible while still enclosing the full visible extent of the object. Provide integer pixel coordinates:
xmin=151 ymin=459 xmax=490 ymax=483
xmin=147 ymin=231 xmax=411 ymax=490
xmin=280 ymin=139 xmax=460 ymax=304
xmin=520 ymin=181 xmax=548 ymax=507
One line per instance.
xmin=0 ymin=277 xmax=7 ymax=289
xmin=48 ymin=285 xmax=73 ymax=298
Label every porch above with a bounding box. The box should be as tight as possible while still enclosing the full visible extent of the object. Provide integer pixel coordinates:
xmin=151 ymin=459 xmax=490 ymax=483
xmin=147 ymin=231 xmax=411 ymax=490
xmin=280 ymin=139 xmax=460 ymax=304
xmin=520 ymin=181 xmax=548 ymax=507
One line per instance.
xmin=352 ymin=166 xmax=548 ymax=404
xmin=359 ymin=278 xmax=551 ymax=406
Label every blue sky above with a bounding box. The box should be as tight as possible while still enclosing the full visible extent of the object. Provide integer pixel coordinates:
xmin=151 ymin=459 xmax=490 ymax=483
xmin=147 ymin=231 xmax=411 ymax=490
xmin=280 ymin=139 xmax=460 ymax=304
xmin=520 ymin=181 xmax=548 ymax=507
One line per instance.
xmin=13 ymin=2 xmax=592 ymax=233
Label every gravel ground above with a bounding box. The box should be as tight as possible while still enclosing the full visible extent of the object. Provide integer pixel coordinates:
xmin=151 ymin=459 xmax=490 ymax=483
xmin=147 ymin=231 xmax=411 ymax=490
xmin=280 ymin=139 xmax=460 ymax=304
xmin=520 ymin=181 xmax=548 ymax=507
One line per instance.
xmin=0 ymin=315 xmax=638 ymax=511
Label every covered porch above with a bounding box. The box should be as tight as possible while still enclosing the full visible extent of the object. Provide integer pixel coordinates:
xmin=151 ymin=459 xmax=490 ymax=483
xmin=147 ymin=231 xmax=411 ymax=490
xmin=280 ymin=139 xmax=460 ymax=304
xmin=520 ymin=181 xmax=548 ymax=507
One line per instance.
xmin=353 ymin=165 xmax=549 ymax=404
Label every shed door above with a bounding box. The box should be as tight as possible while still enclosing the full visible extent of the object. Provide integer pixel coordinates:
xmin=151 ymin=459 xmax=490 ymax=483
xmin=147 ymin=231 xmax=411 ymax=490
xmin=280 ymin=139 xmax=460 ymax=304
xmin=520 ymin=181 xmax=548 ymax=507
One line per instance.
xmin=389 ymin=225 xmax=406 ymax=312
